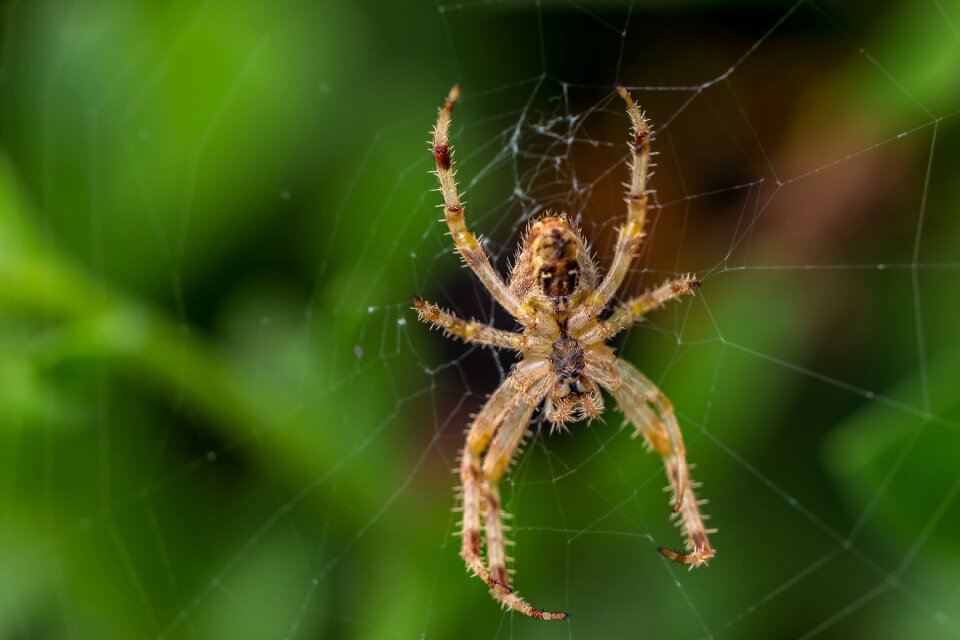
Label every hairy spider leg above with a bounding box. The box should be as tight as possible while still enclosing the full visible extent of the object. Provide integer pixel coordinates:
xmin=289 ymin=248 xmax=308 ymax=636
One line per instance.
xmin=479 ymin=392 xmax=568 ymax=621
xmin=457 ymin=360 xmax=567 ymax=621
xmin=578 ymin=275 xmax=701 ymax=345
xmin=413 ymin=297 xmax=549 ymax=354
xmin=459 ymin=372 xmax=526 ymax=587
xmin=431 ymin=85 xmax=543 ymax=327
xmin=570 ymin=86 xmax=652 ymax=332
xmin=606 ymin=359 xmax=715 ymax=565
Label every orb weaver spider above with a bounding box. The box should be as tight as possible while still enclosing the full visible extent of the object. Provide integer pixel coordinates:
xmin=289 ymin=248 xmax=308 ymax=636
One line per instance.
xmin=414 ymin=85 xmax=716 ymax=621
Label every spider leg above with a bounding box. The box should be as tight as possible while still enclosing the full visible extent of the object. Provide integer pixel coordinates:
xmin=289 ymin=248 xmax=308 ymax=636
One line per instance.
xmin=577 ymin=274 xmax=700 ymax=345
xmin=606 ymin=358 xmax=715 ymax=567
xmin=413 ymin=297 xmax=549 ymax=354
xmin=569 ymin=86 xmax=651 ymax=332
xmin=479 ymin=387 xmax=568 ymax=621
xmin=458 ymin=364 xmax=567 ymax=621
xmin=431 ymin=86 xmax=538 ymax=326
xmin=459 ymin=371 xmax=527 ymax=586
xmin=458 ymin=361 xmax=552 ymax=596
xmin=480 ymin=402 xmax=535 ymax=589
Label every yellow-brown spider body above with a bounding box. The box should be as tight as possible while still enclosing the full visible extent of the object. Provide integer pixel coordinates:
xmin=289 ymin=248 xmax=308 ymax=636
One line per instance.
xmin=513 ymin=217 xmax=596 ymax=311
xmin=414 ymin=85 xmax=715 ymax=621
xmin=512 ymin=216 xmax=607 ymax=425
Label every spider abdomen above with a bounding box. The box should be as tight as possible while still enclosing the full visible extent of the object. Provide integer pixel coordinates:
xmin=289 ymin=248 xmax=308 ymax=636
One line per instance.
xmin=509 ymin=216 xmax=598 ymax=310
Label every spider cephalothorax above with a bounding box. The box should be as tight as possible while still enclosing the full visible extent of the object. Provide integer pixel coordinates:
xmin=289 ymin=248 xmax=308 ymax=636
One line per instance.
xmin=414 ymin=85 xmax=715 ymax=621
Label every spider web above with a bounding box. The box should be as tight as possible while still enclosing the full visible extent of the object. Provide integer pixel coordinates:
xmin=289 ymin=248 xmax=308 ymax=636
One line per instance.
xmin=1 ymin=0 xmax=959 ymax=638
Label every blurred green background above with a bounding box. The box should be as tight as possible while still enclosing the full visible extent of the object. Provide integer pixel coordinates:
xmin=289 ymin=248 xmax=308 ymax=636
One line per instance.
xmin=1 ymin=0 xmax=959 ymax=638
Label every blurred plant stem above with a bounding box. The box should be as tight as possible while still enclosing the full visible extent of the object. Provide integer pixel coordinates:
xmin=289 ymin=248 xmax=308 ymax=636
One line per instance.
xmin=0 ymin=154 xmax=413 ymax=525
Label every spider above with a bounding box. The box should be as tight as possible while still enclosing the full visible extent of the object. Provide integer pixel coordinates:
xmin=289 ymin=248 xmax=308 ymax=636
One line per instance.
xmin=414 ymin=85 xmax=716 ymax=621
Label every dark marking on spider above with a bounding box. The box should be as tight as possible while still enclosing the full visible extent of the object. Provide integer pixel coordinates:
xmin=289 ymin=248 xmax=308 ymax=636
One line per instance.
xmin=536 ymin=229 xmax=581 ymax=298
xmin=467 ymin=530 xmax=480 ymax=555
xmin=550 ymin=333 xmax=585 ymax=380
xmin=433 ymin=144 xmax=451 ymax=170
xmin=634 ymin=128 xmax=649 ymax=150
xmin=491 ymin=567 xmax=510 ymax=589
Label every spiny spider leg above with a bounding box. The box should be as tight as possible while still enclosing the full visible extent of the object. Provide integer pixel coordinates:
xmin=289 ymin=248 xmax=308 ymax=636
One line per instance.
xmin=458 ymin=362 xmax=566 ymax=621
xmin=459 ymin=371 xmax=528 ymax=587
xmin=479 ymin=392 xmax=568 ymax=621
xmin=578 ymin=274 xmax=701 ymax=345
xmin=570 ymin=86 xmax=651 ymax=332
xmin=606 ymin=359 xmax=715 ymax=565
xmin=431 ymin=86 xmax=533 ymax=324
xmin=613 ymin=358 xmax=688 ymax=514
xmin=413 ymin=298 xmax=549 ymax=354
